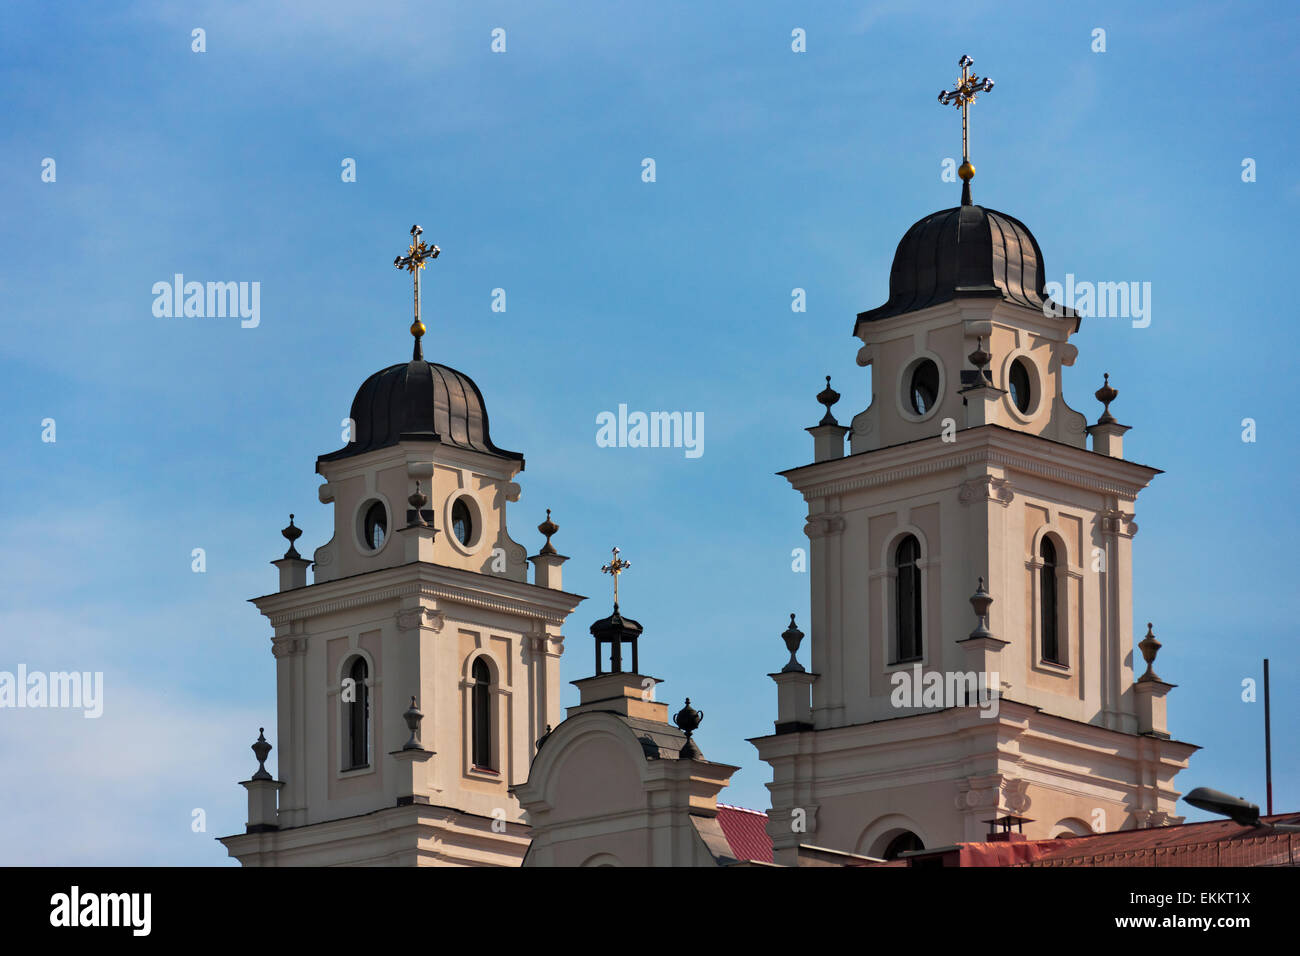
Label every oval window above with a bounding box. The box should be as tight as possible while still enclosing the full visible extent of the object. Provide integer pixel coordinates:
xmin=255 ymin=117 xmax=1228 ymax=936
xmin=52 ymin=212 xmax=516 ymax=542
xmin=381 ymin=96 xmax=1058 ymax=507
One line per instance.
xmin=451 ymin=498 xmax=473 ymax=546
xmin=362 ymin=501 xmax=387 ymax=551
xmin=908 ymin=359 xmax=940 ymax=415
xmin=1008 ymin=358 xmax=1032 ymax=414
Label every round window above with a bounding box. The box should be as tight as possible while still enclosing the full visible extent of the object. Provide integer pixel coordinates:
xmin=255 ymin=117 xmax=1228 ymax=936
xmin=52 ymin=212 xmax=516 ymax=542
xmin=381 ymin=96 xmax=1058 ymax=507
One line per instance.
xmin=908 ymin=359 xmax=941 ymax=415
xmin=1008 ymin=358 xmax=1033 ymax=414
xmin=362 ymin=501 xmax=387 ymax=551
xmin=451 ymin=498 xmax=473 ymax=546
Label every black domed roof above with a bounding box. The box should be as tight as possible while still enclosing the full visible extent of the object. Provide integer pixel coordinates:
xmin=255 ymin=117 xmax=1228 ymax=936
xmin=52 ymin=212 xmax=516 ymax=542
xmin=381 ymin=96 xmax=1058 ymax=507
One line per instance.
xmin=855 ymin=203 xmax=1074 ymax=332
xmin=318 ymin=359 xmax=523 ymax=465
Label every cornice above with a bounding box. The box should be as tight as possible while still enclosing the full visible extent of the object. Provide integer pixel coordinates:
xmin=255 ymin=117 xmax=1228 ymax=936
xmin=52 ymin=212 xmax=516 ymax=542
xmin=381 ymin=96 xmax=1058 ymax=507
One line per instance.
xmin=315 ymin=438 xmax=523 ymax=484
xmin=251 ymin=562 xmax=585 ymax=628
xmin=753 ymin=698 xmax=1198 ymax=762
xmin=781 ymin=425 xmax=1160 ymax=502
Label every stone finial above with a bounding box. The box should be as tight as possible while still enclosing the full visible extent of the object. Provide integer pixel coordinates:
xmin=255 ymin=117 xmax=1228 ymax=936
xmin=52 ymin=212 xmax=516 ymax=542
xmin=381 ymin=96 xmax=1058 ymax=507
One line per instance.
xmin=969 ymin=577 xmax=994 ymax=639
xmin=1095 ymin=372 xmax=1119 ymax=424
xmin=280 ymin=515 xmax=302 ymax=560
xmin=407 ymin=481 xmax=428 ymax=527
xmin=251 ymin=727 xmax=273 ymax=781
xmin=968 ymin=335 xmax=992 ymax=372
xmin=537 ymin=509 xmax=559 ymax=556
xmin=816 ymin=375 xmax=841 ymax=426
xmin=1137 ymin=622 xmax=1163 ymax=682
xmin=781 ymin=613 xmax=806 ymax=673
xmin=674 ymin=698 xmax=704 ymax=760
xmin=401 ymin=696 xmax=424 ymax=750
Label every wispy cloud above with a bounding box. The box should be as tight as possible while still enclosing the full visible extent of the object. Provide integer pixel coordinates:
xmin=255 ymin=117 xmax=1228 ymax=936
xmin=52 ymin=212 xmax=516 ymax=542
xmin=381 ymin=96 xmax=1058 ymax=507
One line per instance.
xmin=0 ymin=681 xmax=265 ymax=865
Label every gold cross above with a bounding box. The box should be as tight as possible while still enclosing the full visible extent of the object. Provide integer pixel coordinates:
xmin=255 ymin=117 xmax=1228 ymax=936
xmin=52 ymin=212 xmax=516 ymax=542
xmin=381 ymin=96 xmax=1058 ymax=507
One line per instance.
xmin=938 ymin=54 xmax=995 ymax=201
xmin=393 ymin=224 xmax=440 ymax=360
xmin=601 ymin=547 xmax=631 ymax=610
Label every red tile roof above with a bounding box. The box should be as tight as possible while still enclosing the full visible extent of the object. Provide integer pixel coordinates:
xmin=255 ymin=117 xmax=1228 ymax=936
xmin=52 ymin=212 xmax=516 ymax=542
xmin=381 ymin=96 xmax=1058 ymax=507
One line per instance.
xmin=925 ymin=813 xmax=1300 ymax=867
xmin=712 ymin=807 xmax=1300 ymax=867
xmin=1018 ymin=813 xmax=1300 ymax=867
xmin=716 ymin=804 xmax=773 ymax=864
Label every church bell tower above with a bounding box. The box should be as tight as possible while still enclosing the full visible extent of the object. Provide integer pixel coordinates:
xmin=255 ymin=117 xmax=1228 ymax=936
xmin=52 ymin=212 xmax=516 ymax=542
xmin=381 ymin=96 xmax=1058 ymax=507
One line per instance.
xmin=220 ymin=226 xmax=585 ymax=866
xmin=751 ymin=59 xmax=1197 ymax=864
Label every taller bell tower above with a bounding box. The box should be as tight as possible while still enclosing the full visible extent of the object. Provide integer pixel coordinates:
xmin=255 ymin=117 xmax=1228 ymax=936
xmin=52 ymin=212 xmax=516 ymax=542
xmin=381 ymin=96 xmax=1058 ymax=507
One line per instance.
xmin=220 ymin=228 xmax=584 ymax=866
xmin=751 ymin=60 xmax=1196 ymax=864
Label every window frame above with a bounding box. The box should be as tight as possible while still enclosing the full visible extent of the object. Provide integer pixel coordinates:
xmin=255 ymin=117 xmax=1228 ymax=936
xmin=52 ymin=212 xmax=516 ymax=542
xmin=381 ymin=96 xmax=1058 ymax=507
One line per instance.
xmin=896 ymin=352 xmax=947 ymax=424
xmin=893 ymin=534 xmax=924 ymax=665
xmin=342 ymin=655 xmax=371 ymax=772
xmin=1039 ymin=536 xmax=1061 ymax=663
xmin=444 ymin=491 xmax=485 ymax=556
xmin=1028 ymin=528 xmax=1074 ymax=672
xmin=354 ymin=495 xmax=394 ymax=556
xmin=999 ymin=350 xmax=1043 ymax=423
xmin=471 ymin=657 xmax=493 ymax=771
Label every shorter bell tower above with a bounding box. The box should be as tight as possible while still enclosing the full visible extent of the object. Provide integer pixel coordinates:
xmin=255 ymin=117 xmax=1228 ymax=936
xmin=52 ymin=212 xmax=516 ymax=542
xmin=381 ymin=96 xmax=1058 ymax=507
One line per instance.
xmin=220 ymin=227 xmax=585 ymax=866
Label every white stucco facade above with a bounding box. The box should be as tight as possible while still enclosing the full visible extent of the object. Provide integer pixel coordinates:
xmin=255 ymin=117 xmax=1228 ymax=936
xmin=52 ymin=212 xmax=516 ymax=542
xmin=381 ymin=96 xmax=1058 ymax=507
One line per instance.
xmin=221 ymin=425 xmax=584 ymax=866
xmin=752 ymin=293 xmax=1195 ymax=865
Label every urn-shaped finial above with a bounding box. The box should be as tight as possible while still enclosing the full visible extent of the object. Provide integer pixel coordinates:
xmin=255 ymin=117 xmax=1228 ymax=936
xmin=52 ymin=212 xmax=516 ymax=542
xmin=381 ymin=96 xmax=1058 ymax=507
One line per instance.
xmin=281 ymin=515 xmax=302 ymax=560
xmin=816 ymin=375 xmax=841 ymax=426
xmin=401 ymin=696 xmax=425 ymax=750
xmin=1137 ymin=622 xmax=1163 ymax=682
xmin=251 ymin=727 xmax=273 ymax=781
xmin=969 ymin=577 xmax=994 ymax=639
xmin=1095 ymin=372 xmax=1119 ymax=425
xmin=781 ymin=613 xmax=806 ymax=673
xmin=407 ymin=482 xmax=429 ymax=527
xmin=674 ymin=697 xmax=704 ymax=759
xmin=537 ymin=508 xmax=559 ymax=556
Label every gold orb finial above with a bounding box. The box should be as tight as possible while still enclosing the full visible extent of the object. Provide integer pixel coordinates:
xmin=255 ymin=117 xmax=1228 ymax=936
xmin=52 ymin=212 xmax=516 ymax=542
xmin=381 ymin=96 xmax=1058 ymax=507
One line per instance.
xmin=958 ymin=160 xmax=976 ymax=182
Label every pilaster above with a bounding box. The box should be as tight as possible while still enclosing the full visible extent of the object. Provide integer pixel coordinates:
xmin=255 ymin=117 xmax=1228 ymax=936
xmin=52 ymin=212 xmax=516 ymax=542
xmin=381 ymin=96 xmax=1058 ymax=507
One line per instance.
xmin=804 ymin=507 xmax=846 ymax=726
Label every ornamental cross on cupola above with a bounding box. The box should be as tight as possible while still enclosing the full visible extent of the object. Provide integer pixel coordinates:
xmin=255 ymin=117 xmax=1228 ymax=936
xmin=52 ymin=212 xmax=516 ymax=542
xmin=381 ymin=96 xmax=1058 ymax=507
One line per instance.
xmin=393 ymin=224 xmax=440 ymax=361
xmin=601 ymin=547 xmax=631 ymax=612
xmin=937 ymin=54 xmax=995 ymax=205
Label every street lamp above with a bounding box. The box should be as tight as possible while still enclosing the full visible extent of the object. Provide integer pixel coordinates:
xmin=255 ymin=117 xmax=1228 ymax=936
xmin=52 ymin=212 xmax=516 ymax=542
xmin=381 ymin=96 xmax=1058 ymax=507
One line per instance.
xmin=1183 ymin=787 xmax=1300 ymax=831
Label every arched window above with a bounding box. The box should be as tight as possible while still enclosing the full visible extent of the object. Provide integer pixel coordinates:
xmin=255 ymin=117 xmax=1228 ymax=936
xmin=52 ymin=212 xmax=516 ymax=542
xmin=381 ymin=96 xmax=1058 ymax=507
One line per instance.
xmin=1040 ymin=537 xmax=1060 ymax=663
xmin=471 ymin=658 xmax=492 ymax=770
xmin=894 ymin=535 xmax=923 ymax=662
xmin=345 ymin=657 xmax=369 ymax=770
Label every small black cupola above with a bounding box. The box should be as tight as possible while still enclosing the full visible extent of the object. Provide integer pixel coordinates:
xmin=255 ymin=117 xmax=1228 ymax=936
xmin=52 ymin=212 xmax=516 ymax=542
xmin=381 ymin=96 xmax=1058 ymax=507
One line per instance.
xmin=589 ymin=547 xmax=643 ymax=675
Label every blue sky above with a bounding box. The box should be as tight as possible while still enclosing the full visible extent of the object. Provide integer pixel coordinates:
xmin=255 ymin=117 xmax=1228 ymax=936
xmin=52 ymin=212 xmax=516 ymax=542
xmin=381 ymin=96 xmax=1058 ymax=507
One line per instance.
xmin=1 ymin=1 xmax=1296 ymax=864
